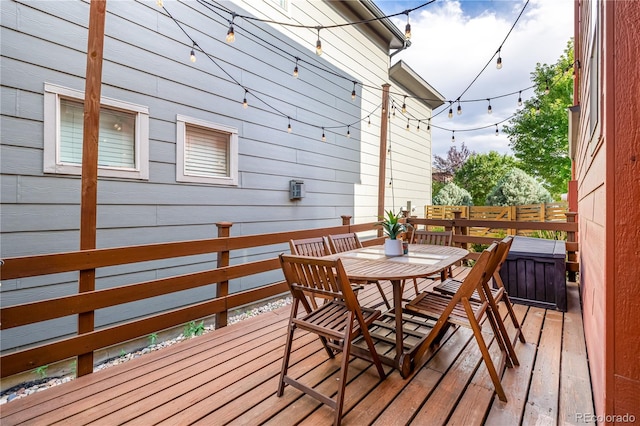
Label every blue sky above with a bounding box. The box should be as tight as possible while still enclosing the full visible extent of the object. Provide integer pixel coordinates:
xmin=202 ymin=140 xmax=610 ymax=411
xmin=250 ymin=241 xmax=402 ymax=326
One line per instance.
xmin=373 ymin=0 xmax=574 ymax=159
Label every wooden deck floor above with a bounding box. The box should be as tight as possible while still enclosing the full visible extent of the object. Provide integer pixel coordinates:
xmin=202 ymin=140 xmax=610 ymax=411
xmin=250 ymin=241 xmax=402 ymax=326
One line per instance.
xmin=0 ymin=267 xmax=595 ymax=425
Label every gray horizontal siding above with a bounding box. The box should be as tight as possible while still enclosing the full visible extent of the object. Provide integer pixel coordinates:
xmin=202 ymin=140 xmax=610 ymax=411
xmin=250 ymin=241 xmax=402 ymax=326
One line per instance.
xmin=0 ymin=0 xmax=374 ymax=352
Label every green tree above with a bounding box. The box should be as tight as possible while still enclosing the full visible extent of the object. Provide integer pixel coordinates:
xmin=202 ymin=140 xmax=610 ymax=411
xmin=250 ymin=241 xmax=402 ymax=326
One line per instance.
xmin=503 ymin=39 xmax=574 ymax=199
xmin=486 ymin=168 xmax=553 ymax=206
xmin=453 ymin=151 xmax=518 ymax=205
xmin=433 ymin=182 xmax=473 ymax=206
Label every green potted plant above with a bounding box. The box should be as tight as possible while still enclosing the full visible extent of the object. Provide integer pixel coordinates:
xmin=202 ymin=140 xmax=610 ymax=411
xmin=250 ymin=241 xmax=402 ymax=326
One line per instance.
xmin=377 ymin=209 xmax=408 ymax=256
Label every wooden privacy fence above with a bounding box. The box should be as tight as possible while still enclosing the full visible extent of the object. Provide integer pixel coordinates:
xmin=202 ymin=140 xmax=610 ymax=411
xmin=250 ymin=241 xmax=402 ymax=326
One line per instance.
xmin=0 ymin=214 xmax=577 ymax=380
xmin=425 ymin=203 xmax=569 ymax=237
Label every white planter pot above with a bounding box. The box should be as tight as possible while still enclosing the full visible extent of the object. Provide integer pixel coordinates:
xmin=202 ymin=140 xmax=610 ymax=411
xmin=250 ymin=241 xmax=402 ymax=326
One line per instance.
xmin=384 ymin=239 xmax=404 ymax=257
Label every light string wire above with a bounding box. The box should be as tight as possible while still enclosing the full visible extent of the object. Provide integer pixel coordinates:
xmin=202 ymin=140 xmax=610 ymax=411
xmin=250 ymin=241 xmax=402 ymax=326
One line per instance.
xmin=430 ymin=0 xmax=531 ymax=120
xmin=162 ymin=2 xmax=383 ymax=138
xmin=162 ymin=0 xmax=574 ymax=140
xmin=234 ymin=1 xmax=437 ymax=30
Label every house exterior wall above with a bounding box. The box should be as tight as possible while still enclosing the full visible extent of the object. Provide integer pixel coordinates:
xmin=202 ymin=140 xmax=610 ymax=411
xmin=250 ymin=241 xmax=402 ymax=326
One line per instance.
xmin=237 ymin=0 xmax=435 ymax=222
xmin=0 ymin=0 xmax=436 ymax=352
xmin=573 ymin=0 xmax=640 ymax=421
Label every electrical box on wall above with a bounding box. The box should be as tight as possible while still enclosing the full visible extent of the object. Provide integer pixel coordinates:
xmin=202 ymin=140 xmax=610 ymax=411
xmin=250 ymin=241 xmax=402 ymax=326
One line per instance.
xmin=289 ymin=180 xmax=305 ymax=200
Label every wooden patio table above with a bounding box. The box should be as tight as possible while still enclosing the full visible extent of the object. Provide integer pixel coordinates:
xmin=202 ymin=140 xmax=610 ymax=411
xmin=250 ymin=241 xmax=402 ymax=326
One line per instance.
xmin=324 ymin=243 xmax=468 ymax=378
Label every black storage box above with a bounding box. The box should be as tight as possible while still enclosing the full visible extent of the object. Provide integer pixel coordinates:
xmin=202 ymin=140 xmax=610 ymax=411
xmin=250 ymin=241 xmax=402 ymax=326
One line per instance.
xmin=499 ymin=236 xmax=567 ymax=311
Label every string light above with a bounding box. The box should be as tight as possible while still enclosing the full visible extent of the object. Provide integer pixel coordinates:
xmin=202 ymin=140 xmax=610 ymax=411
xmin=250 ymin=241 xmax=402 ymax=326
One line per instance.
xmin=495 ymin=124 xmax=499 ymax=136
xmin=315 ymin=28 xmax=322 ymax=56
xmin=427 ymin=119 xmax=431 ymax=132
xmin=163 ymin=3 xmax=395 ymax=141
xmin=448 ymin=103 xmax=453 ymax=119
xmin=321 ymin=127 xmax=326 ymax=141
xmin=487 ymin=99 xmax=492 ymax=115
xmin=416 ymin=120 xmax=421 ymax=132
xmin=536 ymin=104 xmax=541 ymax=114
xmin=367 ymin=115 xmax=371 ymax=127
xmin=226 ymin=13 xmax=236 ymax=43
xmin=404 ymin=12 xmax=411 ymax=40
xmin=293 ymin=57 xmax=299 ymax=78
xmin=544 ymin=80 xmax=550 ymax=94
xmin=347 ymin=125 xmax=351 ymax=138
xmin=517 ymin=91 xmax=523 ymax=106
xmin=406 ymin=118 xmax=410 ymax=131
xmin=456 ymin=101 xmax=462 ymax=115
xmin=156 ymin=0 xmax=163 ymax=7
xmin=169 ymin=2 xmax=560 ymax=142
xmin=388 ymin=179 xmax=393 ymax=187
xmin=242 ymin=89 xmax=248 ymax=109
xmin=402 ymin=96 xmax=407 ymax=113
xmin=496 ymin=48 xmax=503 ymax=69
xmin=351 ymin=81 xmax=357 ymax=100
xmin=451 ymin=130 xmax=455 ymax=143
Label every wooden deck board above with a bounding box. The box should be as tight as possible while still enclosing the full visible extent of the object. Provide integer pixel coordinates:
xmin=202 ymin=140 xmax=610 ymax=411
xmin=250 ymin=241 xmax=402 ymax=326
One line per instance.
xmin=559 ymin=283 xmax=595 ymax=425
xmin=485 ymin=304 xmax=542 ymax=425
xmin=0 ymin=272 xmax=594 ymax=426
xmin=522 ymin=309 xmax=563 ymax=425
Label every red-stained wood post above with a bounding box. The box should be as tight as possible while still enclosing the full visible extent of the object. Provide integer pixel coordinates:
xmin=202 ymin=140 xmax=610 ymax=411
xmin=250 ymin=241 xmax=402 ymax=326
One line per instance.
xmin=377 ymin=84 xmax=390 ymax=238
xmin=453 ymin=211 xmax=468 ymax=251
xmin=77 ymin=0 xmax=106 ymax=377
xmin=341 ymin=215 xmax=352 ymax=226
xmin=565 ymin=212 xmax=578 ymax=281
xmin=215 ymin=222 xmax=232 ymax=329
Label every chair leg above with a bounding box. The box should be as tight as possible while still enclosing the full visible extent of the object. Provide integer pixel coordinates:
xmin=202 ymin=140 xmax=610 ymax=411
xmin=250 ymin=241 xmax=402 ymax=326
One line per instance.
xmin=487 ymin=294 xmax=520 ymax=366
xmin=412 ymin=278 xmax=420 ymax=297
xmin=482 ymin=303 xmax=517 ymax=368
xmin=375 ymin=281 xmax=391 ymax=310
xmin=503 ymin=293 xmax=526 ymax=343
xmin=463 ymin=299 xmax=507 ymax=402
xmin=277 ymin=322 xmax=296 ymax=397
xmin=334 ymin=314 xmax=354 ymax=426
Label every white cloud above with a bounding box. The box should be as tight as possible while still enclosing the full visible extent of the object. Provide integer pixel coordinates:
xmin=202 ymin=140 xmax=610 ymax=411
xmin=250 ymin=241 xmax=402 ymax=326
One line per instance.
xmin=387 ymin=0 xmax=574 ymax=159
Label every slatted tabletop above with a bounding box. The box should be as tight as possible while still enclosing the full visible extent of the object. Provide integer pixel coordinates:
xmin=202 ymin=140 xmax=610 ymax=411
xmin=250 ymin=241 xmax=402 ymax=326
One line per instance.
xmin=325 ymin=244 xmax=468 ymax=282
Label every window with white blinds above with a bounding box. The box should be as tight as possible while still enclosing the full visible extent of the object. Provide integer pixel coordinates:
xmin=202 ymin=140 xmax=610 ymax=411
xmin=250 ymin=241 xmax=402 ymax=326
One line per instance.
xmin=184 ymin=124 xmax=229 ymax=178
xmin=43 ymin=83 xmax=149 ymax=180
xmin=176 ymin=115 xmax=238 ymax=185
xmin=59 ymin=98 xmax=136 ymax=169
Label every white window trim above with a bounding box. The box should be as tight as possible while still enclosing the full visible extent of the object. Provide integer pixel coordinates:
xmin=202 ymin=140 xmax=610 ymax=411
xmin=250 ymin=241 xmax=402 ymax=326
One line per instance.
xmin=176 ymin=114 xmax=239 ymax=186
xmin=43 ymin=83 xmax=149 ymax=180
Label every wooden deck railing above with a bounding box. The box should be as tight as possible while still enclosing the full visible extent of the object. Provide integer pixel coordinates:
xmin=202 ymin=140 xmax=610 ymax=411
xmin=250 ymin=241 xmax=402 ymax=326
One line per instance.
xmin=0 ymin=214 xmax=577 ymax=380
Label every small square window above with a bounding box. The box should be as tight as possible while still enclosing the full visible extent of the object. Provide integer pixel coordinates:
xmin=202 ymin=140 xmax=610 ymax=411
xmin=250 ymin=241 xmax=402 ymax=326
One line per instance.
xmin=176 ymin=115 xmax=238 ymax=185
xmin=43 ymin=83 xmax=149 ymax=179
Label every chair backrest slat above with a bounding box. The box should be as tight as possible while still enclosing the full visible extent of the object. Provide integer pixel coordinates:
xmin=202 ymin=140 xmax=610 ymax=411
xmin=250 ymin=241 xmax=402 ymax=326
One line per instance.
xmin=280 ymin=254 xmax=359 ymax=309
xmin=412 ymin=230 xmax=453 ymax=246
xmin=289 ymin=237 xmax=331 ymax=257
xmin=450 ymin=242 xmax=497 ymax=304
xmin=327 ymin=233 xmax=363 ymax=254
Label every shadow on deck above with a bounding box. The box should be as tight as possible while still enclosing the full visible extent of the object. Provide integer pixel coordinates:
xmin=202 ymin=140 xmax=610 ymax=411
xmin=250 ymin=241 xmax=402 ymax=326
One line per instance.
xmin=0 ymin=267 xmax=594 ymax=425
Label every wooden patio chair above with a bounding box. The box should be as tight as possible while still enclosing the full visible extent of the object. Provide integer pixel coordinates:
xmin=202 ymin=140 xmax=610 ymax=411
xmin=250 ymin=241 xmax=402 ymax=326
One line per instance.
xmin=327 ymin=232 xmax=391 ymax=310
xmin=289 ymin=237 xmax=364 ymax=309
xmin=277 ymin=254 xmax=386 ymax=426
xmin=404 ymin=243 xmax=510 ymax=402
xmin=433 ymin=236 xmax=526 ymax=345
xmin=402 ymin=230 xmax=454 ymax=297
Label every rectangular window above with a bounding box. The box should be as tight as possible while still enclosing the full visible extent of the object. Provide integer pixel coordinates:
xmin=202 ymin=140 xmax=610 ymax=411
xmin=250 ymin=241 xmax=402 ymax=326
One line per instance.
xmin=176 ymin=115 xmax=238 ymax=185
xmin=44 ymin=83 xmax=149 ymax=179
xmin=270 ymin=0 xmax=289 ymax=13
